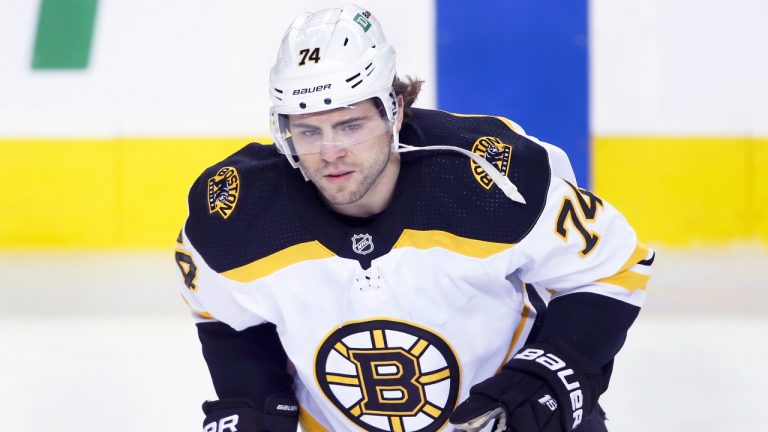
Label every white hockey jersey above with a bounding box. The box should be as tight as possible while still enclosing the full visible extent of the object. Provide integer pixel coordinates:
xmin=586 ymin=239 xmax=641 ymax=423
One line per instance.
xmin=175 ymin=109 xmax=652 ymax=432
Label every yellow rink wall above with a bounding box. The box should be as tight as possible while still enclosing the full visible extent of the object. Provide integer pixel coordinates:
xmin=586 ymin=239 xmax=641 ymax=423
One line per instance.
xmin=0 ymin=138 xmax=254 ymax=249
xmin=1 ymin=137 xmax=766 ymax=249
xmin=593 ymin=137 xmax=768 ymax=246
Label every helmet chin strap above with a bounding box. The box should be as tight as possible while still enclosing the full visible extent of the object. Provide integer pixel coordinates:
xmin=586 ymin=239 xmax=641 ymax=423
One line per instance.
xmin=395 ymin=142 xmax=527 ymax=204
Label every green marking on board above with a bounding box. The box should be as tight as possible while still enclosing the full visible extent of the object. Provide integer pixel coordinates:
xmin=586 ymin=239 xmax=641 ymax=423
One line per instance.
xmin=32 ymin=0 xmax=99 ymax=69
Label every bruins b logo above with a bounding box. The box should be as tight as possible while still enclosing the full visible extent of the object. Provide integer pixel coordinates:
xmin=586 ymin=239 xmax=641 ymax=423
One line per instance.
xmin=207 ymin=167 xmax=239 ymax=219
xmin=315 ymin=319 xmax=461 ymax=432
xmin=470 ymin=136 xmax=513 ymax=189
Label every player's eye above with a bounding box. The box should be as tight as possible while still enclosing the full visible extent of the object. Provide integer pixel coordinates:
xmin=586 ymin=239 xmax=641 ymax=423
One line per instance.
xmin=297 ymin=128 xmax=321 ymax=138
xmin=339 ymin=123 xmax=363 ymax=133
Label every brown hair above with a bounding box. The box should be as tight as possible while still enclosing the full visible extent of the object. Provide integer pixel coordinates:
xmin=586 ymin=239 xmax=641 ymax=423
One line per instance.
xmin=393 ymin=75 xmax=425 ymax=121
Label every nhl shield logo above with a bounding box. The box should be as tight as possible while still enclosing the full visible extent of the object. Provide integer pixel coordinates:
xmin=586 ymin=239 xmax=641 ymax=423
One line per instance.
xmin=351 ymin=234 xmax=374 ymax=255
xmin=470 ymin=136 xmax=513 ymax=190
xmin=208 ymin=167 xmax=240 ymax=219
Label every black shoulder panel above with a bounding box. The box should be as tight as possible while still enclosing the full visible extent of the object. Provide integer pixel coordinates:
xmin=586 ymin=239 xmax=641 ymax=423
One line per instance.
xmin=403 ymin=109 xmax=551 ymax=244
xmin=184 ymin=143 xmax=314 ymax=273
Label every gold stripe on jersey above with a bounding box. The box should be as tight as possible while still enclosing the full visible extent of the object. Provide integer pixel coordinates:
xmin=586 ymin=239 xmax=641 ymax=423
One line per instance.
xmin=495 ymin=116 xmax=526 ymax=134
xmin=409 ymin=339 xmax=429 ymax=357
xmin=222 ymin=240 xmax=334 ymax=282
xmin=373 ymin=329 xmax=386 ymax=348
xmin=389 ymin=417 xmax=405 ymax=432
xmin=594 ymin=241 xmax=652 ymax=291
xmin=446 ymin=112 xmax=526 ymax=134
xmin=597 ymin=269 xmax=650 ymax=292
xmin=498 ymin=302 xmax=532 ymax=371
xmin=422 ymin=403 xmax=442 ymax=419
xmin=334 ymin=342 xmax=350 ymax=359
xmin=391 ymin=416 xmax=404 ymax=432
xmin=299 ymin=407 xmax=330 ymax=432
xmin=418 ymin=368 xmax=451 ymax=385
xmin=326 ymin=374 xmax=360 ymax=385
xmin=618 ymin=242 xmax=651 ymax=273
xmin=180 ymin=294 xmax=214 ymax=320
xmin=394 ymin=229 xmax=514 ymax=259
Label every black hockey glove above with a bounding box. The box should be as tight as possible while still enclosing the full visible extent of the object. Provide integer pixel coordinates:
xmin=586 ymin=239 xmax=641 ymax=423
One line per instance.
xmin=202 ymin=395 xmax=299 ymax=432
xmin=450 ymin=340 xmax=603 ymax=432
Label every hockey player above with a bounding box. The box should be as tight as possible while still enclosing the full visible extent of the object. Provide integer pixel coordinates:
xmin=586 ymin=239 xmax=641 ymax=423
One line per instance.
xmin=174 ymin=5 xmax=653 ymax=432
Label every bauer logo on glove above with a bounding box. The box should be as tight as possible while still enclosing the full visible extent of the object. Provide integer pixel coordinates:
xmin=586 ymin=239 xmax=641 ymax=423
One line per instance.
xmin=450 ymin=340 xmax=603 ymax=432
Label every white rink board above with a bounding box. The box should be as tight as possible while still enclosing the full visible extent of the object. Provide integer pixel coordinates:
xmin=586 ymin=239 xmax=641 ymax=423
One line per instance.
xmin=0 ymin=0 xmax=435 ymax=137
xmin=4 ymin=0 xmax=766 ymax=137
xmin=1 ymin=248 xmax=766 ymax=431
xmin=590 ymin=0 xmax=768 ymax=135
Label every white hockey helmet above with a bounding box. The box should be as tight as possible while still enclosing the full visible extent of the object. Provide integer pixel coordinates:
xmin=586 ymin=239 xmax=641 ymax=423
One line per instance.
xmin=269 ymin=4 xmax=398 ymax=167
xmin=267 ymin=4 xmax=527 ymax=203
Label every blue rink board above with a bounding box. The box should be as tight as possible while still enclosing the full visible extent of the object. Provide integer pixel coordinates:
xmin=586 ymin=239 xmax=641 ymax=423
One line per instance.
xmin=436 ymin=0 xmax=590 ymax=186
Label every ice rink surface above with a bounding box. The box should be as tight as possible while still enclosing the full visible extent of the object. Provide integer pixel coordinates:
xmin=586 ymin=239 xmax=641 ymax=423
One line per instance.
xmin=1 ymin=247 xmax=766 ymax=431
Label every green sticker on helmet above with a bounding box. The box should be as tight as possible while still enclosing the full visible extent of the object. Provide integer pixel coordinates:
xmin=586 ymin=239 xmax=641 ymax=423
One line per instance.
xmin=353 ymin=13 xmax=372 ymax=32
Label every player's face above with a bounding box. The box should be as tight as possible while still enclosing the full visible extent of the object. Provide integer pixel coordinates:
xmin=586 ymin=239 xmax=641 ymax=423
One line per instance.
xmin=291 ymin=99 xmax=397 ymax=213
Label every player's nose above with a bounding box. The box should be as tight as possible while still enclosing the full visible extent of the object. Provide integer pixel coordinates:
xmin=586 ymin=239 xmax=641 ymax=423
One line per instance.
xmin=319 ymin=143 xmax=347 ymax=162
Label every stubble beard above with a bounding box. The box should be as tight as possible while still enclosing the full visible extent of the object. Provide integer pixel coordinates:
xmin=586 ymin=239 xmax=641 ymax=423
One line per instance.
xmin=312 ymin=145 xmax=391 ymax=207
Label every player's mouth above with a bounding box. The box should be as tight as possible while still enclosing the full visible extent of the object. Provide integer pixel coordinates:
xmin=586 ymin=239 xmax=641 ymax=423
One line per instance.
xmin=324 ymin=170 xmax=354 ymax=183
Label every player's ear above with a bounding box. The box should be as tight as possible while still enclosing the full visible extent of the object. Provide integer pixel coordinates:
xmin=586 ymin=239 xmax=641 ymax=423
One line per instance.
xmin=395 ymin=95 xmax=405 ymax=133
